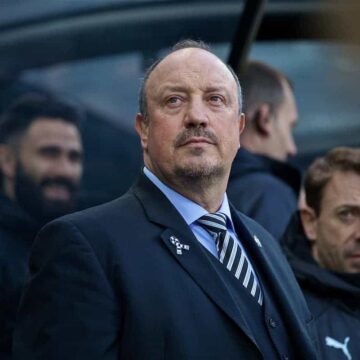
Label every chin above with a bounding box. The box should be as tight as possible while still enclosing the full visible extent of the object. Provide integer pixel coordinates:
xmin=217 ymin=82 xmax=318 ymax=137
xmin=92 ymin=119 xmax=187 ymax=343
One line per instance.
xmin=174 ymin=161 xmax=224 ymax=179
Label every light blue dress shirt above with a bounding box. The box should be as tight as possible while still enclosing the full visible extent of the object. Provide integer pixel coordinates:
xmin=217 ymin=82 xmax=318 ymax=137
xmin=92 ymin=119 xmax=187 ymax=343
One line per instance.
xmin=143 ymin=167 xmax=247 ymax=258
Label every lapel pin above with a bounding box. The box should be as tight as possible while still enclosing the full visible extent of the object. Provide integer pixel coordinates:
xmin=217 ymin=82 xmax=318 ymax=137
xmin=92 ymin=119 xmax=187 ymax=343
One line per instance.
xmin=170 ymin=236 xmax=190 ymax=255
xmin=253 ymin=235 xmax=262 ymax=248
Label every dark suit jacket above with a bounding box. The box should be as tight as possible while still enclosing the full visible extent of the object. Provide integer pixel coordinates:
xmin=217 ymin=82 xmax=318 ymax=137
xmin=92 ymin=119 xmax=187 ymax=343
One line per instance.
xmin=14 ymin=174 xmax=318 ymax=359
xmin=0 ymin=194 xmax=39 ymax=360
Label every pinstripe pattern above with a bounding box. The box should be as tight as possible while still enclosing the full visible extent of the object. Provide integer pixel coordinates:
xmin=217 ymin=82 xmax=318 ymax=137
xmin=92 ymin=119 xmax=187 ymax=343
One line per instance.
xmin=197 ymin=212 xmax=263 ymax=306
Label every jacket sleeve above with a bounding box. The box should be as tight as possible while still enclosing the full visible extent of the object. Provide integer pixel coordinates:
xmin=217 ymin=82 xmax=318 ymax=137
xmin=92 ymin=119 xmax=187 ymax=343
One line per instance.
xmin=13 ymin=219 xmax=120 ymax=360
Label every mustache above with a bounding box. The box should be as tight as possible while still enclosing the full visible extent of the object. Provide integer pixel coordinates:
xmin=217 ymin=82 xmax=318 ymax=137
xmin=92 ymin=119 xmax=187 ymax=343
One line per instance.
xmin=40 ymin=177 xmax=79 ymax=194
xmin=174 ymin=127 xmax=218 ymax=147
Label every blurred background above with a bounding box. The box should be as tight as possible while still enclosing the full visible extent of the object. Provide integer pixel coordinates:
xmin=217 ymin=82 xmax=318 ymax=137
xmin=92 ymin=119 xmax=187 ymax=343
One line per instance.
xmin=0 ymin=0 xmax=359 ymax=208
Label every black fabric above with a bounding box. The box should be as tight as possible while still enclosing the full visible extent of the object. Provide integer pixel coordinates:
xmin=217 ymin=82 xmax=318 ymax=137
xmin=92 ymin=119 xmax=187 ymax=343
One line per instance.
xmin=13 ymin=174 xmax=318 ymax=359
xmin=204 ymin=244 xmax=292 ymax=360
xmin=228 ymin=148 xmax=301 ymax=240
xmin=0 ymin=193 xmax=39 ymax=360
xmin=281 ymin=212 xmax=360 ymax=360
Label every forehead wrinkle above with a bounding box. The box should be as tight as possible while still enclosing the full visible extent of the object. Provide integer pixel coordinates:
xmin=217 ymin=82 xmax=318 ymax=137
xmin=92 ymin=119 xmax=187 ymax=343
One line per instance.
xmin=147 ymin=48 xmax=237 ymax=100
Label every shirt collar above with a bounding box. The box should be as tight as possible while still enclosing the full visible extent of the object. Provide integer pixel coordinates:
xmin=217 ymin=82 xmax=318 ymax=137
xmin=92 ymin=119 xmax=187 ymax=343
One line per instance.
xmin=143 ymin=167 xmax=235 ymax=230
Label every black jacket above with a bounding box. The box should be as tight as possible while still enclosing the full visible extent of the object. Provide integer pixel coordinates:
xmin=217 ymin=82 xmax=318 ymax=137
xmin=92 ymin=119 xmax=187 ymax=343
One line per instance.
xmin=0 ymin=194 xmax=39 ymax=360
xmin=228 ymin=148 xmax=301 ymax=240
xmin=13 ymin=174 xmax=318 ymax=359
xmin=281 ymin=213 xmax=360 ymax=360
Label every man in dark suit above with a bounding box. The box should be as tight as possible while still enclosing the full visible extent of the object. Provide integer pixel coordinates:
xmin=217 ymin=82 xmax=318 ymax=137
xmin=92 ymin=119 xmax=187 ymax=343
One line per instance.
xmin=14 ymin=40 xmax=318 ymax=359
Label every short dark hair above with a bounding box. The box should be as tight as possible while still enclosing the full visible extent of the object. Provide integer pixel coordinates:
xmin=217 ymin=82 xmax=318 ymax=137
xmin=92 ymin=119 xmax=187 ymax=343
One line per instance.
xmin=240 ymin=60 xmax=291 ymax=120
xmin=138 ymin=39 xmax=242 ymax=119
xmin=305 ymin=147 xmax=360 ymax=215
xmin=0 ymin=93 xmax=83 ymax=145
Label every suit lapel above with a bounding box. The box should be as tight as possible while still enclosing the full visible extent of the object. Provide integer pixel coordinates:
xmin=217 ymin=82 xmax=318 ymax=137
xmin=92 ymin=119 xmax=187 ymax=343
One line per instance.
xmin=230 ymin=206 xmax=293 ymax=305
xmin=132 ymin=174 xmax=257 ymax=343
xmin=230 ymin=204 xmax=313 ymax=348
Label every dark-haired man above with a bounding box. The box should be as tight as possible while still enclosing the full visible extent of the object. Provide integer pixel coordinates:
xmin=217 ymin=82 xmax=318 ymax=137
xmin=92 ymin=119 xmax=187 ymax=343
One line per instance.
xmin=14 ymin=41 xmax=317 ymax=359
xmin=228 ymin=61 xmax=300 ymax=240
xmin=281 ymin=147 xmax=360 ymax=359
xmin=0 ymin=95 xmax=83 ymax=359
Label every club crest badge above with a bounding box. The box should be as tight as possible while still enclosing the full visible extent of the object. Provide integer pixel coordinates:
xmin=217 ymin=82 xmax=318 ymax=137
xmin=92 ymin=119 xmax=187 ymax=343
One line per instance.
xmin=169 ymin=236 xmax=190 ymax=255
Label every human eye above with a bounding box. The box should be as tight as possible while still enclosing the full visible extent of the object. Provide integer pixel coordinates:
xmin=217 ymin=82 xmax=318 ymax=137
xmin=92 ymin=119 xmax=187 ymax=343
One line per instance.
xmin=208 ymin=94 xmax=225 ymax=106
xmin=337 ymin=207 xmax=357 ymax=224
xmin=69 ymin=150 xmax=83 ymax=164
xmin=165 ymin=96 xmax=183 ymax=107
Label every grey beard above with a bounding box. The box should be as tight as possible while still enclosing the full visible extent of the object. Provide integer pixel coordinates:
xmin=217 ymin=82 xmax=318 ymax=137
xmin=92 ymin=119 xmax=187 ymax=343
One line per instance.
xmin=174 ymin=163 xmax=225 ymax=187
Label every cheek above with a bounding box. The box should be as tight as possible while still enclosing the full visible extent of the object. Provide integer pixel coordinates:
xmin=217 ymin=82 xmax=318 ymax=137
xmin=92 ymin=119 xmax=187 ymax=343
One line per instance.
xmin=318 ymin=219 xmax=349 ymax=250
xmin=218 ymin=117 xmax=239 ymax=139
xmin=278 ymin=127 xmax=289 ymax=146
xmin=147 ymin=123 xmax=175 ymax=154
xmin=73 ymin=164 xmax=84 ymax=179
xmin=223 ymin=127 xmax=241 ymax=153
xmin=19 ymin=156 xmax=48 ymax=182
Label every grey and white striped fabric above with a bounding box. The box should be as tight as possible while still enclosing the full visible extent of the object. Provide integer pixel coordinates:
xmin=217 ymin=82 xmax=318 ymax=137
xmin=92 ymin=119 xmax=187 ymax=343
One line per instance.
xmin=197 ymin=212 xmax=263 ymax=306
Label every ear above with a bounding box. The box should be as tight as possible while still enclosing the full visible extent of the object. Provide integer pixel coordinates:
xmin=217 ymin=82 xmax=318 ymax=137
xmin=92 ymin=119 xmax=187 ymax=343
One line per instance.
xmin=238 ymin=113 xmax=246 ymax=147
xmin=300 ymin=207 xmax=318 ymax=244
xmin=253 ymin=104 xmax=271 ymax=136
xmin=0 ymin=144 xmax=17 ymax=180
xmin=135 ymin=113 xmax=149 ymax=152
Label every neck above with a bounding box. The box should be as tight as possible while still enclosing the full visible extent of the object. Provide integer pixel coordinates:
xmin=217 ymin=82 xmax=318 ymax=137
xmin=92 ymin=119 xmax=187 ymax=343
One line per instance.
xmin=241 ymin=132 xmax=269 ymax=156
xmin=151 ymin=168 xmax=228 ymax=213
xmin=173 ymin=177 xmax=227 ymax=213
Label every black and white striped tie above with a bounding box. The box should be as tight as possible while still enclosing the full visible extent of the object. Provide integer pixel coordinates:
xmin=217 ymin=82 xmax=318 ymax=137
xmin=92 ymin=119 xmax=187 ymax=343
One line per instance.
xmin=197 ymin=212 xmax=263 ymax=306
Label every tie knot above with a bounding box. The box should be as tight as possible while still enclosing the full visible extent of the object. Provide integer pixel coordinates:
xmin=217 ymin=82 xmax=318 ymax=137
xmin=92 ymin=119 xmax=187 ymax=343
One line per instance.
xmin=197 ymin=212 xmax=227 ymax=236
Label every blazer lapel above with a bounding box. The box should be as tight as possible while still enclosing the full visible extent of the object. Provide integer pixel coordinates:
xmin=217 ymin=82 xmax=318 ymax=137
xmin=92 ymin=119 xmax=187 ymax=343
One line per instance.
xmin=230 ymin=204 xmax=313 ymax=348
xmin=231 ymin=206 xmax=296 ymax=306
xmin=132 ymin=174 xmax=257 ymax=345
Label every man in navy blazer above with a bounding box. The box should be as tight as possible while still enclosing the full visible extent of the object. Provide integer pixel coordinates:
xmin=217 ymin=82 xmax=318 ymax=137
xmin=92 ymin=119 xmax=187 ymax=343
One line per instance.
xmin=14 ymin=40 xmax=318 ymax=359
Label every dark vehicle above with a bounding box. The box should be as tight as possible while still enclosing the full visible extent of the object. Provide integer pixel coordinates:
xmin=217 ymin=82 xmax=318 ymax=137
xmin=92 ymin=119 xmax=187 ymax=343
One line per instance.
xmin=0 ymin=0 xmax=359 ymax=207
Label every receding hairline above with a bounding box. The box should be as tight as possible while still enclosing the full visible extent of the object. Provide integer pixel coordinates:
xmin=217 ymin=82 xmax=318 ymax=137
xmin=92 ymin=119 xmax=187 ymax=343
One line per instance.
xmin=140 ymin=46 xmax=242 ymax=117
xmin=148 ymin=47 xmax=234 ymax=87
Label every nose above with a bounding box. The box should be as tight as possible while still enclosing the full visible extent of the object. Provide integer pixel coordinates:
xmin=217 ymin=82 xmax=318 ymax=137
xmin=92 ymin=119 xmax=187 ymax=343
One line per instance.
xmin=184 ymin=98 xmax=209 ymax=128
